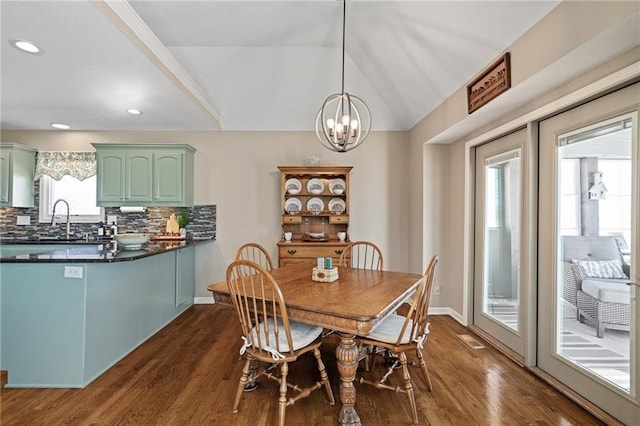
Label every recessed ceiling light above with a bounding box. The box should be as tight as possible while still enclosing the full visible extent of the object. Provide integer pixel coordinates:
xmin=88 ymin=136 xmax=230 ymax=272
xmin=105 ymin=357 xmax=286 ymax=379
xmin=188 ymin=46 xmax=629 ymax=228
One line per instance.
xmin=10 ymin=39 xmax=42 ymax=54
xmin=126 ymin=109 xmax=143 ymax=115
xmin=51 ymin=123 xmax=70 ymax=130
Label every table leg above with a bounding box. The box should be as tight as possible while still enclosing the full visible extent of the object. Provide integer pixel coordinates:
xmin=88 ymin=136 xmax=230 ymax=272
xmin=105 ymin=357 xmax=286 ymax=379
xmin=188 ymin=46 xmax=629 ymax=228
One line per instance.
xmin=336 ymin=332 xmax=361 ymax=425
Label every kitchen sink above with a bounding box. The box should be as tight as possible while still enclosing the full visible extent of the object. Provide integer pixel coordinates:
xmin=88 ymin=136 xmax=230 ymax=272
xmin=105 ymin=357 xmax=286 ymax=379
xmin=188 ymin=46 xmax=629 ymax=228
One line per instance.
xmin=36 ymin=237 xmax=85 ymax=242
xmin=0 ymin=244 xmax=89 ymax=257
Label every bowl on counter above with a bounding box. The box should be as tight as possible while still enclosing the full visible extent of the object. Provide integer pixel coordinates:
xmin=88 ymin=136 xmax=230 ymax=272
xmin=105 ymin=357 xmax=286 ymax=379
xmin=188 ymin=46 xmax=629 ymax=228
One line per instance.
xmin=114 ymin=233 xmax=149 ymax=250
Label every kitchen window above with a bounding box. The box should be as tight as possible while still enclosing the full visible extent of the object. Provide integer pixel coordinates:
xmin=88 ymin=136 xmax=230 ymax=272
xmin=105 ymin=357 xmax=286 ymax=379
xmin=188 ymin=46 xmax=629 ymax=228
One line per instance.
xmin=36 ymin=151 xmax=104 ymax=223
xmin=39 ymin=175 xmax=104 ymax=223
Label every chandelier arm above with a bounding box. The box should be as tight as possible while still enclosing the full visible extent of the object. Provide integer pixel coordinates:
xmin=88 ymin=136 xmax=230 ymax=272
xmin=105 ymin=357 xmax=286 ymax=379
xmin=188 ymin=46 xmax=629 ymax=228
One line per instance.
xmin=334 ymin=96 xmax=342 ymax=144
xmin=356 ymin=95 xmax=372 ymax=139
xmin=351 ymin=98 xmax=361 ymax=143
xmin=319 ymin=102 xmax=329 ymax=140
xmin=345 ymin=92 xmax=352 ymax=145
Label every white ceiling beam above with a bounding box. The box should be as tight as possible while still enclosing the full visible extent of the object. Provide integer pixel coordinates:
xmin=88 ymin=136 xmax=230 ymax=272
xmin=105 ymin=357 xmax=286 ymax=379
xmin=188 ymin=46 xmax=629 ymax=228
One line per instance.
xmin=92 ymin=0 xmax=222 ymax=130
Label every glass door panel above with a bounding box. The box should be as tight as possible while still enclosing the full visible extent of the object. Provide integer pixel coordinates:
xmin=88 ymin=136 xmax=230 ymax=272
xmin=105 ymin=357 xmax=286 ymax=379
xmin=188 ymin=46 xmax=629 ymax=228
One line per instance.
xmin=557 ymin=117 xmax=633 ymax=393
xmin=538 ymin=82 xmax=638 ymax=424
xmin=483 ymin=150 xmax=521 ymax=331
xmin=473 ymin=128 xmax=526 ymax=357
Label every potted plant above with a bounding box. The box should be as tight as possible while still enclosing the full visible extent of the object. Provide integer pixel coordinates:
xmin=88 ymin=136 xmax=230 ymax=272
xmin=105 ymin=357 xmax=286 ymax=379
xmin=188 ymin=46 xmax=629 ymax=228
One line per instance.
xmin=176 ymin=210 xmax=189 ymax=237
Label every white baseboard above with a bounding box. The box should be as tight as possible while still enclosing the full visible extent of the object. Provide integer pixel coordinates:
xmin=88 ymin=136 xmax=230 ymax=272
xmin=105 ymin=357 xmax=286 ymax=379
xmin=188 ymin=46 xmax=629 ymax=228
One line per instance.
xmin=428 ymin=307 xmax=466 ymax=325
xmin=194 ymin=296 xmax=215 ymax=304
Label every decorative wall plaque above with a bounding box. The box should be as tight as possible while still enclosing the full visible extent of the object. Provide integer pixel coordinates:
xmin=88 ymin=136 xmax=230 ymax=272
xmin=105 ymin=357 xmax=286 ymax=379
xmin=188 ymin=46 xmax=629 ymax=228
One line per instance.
xmin=466 ymin=53 xmax=511 ymax=114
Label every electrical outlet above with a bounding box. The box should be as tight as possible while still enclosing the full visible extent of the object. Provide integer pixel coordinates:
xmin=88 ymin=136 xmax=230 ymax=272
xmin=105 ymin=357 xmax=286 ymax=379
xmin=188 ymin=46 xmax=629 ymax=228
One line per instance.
xmin=64 ymin=266 xmax=84 ymax=279
xmin=16 ymin=215 xmax=31 ymax=225
xmin=434 ymin=285 xmax=441 ymax=296
xmin=107 ymin=215 xmax=117 ymax=225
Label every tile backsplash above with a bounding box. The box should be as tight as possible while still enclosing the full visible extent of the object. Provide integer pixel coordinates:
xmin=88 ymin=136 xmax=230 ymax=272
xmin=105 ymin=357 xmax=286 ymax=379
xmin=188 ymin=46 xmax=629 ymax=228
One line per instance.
xmin=0 ymin=181 xmax=216 ymax=240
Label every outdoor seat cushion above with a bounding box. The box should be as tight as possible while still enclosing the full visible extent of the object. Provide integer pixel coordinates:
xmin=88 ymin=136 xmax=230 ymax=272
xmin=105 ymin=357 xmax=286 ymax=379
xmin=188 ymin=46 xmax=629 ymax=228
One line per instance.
xmin=365 ymin=314 xmax=414 ymax=344
xmin=580 ymin=279 xmax=630 ymax=305
xmin=572 ymin=259 xmax=627 ymax=280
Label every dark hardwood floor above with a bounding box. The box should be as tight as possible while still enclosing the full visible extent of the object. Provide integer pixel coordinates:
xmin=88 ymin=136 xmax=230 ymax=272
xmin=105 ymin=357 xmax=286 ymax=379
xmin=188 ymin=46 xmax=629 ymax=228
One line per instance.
xmin=1 ymin=304 xmax=604 ymax=425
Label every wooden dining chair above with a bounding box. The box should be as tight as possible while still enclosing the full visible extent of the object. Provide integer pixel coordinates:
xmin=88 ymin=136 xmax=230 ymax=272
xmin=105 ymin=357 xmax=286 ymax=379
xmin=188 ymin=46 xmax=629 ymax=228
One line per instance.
xmin=357 ymin=255 xmax=438 ymax=425
xmin=226 ymin=260 xmax=335 ymax=426
xmin=336 ymin=241 xmax=384 ymax=358
xmin=235 ymin=242 xmax=274 ymax=271
xmin=339 ymin=240 xmax=383 ymax=270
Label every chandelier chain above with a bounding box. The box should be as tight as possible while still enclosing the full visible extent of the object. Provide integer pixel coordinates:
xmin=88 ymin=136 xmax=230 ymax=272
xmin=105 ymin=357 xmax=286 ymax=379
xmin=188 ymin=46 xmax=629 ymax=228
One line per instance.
xmin=315 ymin=0 xmax=371 ymax=152
xmin=341 ymin=0 xmax=346 ymax=95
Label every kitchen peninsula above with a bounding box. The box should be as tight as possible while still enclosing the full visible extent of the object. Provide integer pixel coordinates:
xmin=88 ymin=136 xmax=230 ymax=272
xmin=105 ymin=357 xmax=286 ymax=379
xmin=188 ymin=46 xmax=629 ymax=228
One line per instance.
xmin=0 ymin=238 xmax=212 ymax=388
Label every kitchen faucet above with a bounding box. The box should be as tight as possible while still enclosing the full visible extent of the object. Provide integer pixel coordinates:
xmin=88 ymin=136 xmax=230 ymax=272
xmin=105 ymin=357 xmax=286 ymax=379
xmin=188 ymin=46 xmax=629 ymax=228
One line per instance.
xmin=51 ymin=198 xmax=72 ymax=239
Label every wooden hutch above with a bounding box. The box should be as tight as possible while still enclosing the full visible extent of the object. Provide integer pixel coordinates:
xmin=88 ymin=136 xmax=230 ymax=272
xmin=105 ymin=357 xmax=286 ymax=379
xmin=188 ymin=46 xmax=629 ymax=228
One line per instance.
xmin=277 ymin=166 xmax=352 ymax=267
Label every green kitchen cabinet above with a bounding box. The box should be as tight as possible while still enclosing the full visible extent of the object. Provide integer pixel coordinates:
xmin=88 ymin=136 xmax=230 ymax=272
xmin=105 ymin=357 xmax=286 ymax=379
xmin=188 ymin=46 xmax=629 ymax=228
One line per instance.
xmin=93 ymin=144 xmax=195 ymax=207
xmin=96 ymin=150 xmax=153 ymax=204
xmin=154 ymin=151 xmax=188 ymax=204
xmin=175 ymin=246 xmax=195 ymax=308
xmin=0 ymin=244 xmax=198 ymax=388
xmin=0 ymin=143 xmax=37 ymax=208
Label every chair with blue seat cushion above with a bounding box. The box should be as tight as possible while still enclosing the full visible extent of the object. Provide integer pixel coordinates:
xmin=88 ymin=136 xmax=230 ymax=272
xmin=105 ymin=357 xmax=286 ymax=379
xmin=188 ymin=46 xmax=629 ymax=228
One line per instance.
xmin=357 ymin=255 xmax=438 ymax=425
xmin=234 ymin=243 xmax=276 ymax=390
xmin=226 ymin=260 xmax=335 ymax=426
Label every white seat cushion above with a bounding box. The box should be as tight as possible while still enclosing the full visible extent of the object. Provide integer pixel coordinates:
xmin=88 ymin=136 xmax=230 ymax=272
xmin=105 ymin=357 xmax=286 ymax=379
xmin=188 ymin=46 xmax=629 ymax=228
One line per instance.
xmin=581 ymin=279 xmax=630 ymax=305
xmin=366 ymin=314 xmax=413 ymax=345
xmin=248 ymin=318 xmax=323 ymax=357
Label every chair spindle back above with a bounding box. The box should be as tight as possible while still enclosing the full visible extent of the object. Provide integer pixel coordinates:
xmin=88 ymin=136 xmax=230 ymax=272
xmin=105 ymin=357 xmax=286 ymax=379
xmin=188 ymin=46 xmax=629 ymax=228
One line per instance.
xmin=226 ymin=260 xmax=295 ymax=358
xmin=235 ymin=243 xmax=274 ymax=271
xmin=395 ymin=255 xmax=438 ymax=346
xmin=341 ymin=241 xmax=383 ymax=270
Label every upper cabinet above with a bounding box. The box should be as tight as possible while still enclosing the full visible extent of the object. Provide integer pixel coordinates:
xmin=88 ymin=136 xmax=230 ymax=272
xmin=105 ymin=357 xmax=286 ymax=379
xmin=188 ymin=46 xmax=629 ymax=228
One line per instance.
xmin=0 ymin=143 xmax=37 ymax=208
xmin=92 ymin=144 xmax=195 ymax=207
xmin=96 ymin=149 xmax=153 ymax=204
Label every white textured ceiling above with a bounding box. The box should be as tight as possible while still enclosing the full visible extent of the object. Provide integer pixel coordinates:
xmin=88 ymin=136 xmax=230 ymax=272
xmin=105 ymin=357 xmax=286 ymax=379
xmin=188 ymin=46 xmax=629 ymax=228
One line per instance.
xmin=0 ymin=0 xmax=591 ymax=133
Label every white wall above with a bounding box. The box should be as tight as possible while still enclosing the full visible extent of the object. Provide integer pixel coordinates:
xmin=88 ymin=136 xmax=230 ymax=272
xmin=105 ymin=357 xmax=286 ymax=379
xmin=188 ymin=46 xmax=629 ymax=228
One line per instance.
xmin=0 ymin=130 xmax=409 ymax=298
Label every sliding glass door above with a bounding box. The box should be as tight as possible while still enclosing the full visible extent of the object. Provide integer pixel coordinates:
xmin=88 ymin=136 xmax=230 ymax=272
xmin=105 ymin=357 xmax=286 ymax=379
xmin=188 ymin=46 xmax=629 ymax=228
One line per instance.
xmin=538 ymin=83 xmax=638 ymax=424
xmin=473 ymin=128 xmax=526 ymax=357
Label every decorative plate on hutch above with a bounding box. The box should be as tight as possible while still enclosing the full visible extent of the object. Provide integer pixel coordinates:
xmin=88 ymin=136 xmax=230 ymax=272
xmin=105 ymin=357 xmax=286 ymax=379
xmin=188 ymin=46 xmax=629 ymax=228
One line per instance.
xmin=328 ymin=198 xmax=346 ymax=214
xmin=285 ymin=197 xmax=302 ymax=214
xmin=306 ymin=197 xmax=324 ymax=212
xmin=307 ymin=178 xmax=324 ymax=194
xmin=285 ymin=178 xmax=302 ymax=194
xmin=329 ymin=178 xmax=345 ymax=195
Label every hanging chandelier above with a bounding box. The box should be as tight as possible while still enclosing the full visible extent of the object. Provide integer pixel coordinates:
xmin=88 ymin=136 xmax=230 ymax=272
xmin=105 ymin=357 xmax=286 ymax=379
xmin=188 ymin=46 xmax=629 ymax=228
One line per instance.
xmin=315 ymin=0 xmax=371 ymax=152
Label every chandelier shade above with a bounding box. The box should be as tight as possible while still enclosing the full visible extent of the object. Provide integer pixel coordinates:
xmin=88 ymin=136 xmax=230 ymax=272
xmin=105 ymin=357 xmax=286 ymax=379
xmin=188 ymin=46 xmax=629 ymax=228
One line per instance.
xmin=315 ymin=0 xmax=371 ymax=153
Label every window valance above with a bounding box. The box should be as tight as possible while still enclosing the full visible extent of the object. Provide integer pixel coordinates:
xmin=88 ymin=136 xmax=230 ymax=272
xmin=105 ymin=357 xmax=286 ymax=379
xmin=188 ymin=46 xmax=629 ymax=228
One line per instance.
xmin=34 ymin=151 xmax=96 ymax=181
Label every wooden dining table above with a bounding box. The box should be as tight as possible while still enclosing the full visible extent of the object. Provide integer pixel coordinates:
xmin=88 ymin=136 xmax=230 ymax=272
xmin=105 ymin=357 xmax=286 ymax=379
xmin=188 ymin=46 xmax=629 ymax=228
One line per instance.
xmin=208 ymin=264 xmax=423 ymax=426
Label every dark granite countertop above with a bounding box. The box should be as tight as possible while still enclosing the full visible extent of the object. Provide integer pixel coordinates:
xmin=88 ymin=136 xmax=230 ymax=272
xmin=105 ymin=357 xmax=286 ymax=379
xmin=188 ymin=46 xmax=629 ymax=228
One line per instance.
xmin=0 ymin=237 xmax=214 ymax=263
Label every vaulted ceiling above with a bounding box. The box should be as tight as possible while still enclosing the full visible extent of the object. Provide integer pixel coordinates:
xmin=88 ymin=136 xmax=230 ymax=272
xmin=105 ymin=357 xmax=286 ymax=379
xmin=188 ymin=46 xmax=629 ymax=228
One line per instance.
xmin=1 ymin=1 xmax=573 ymax=132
